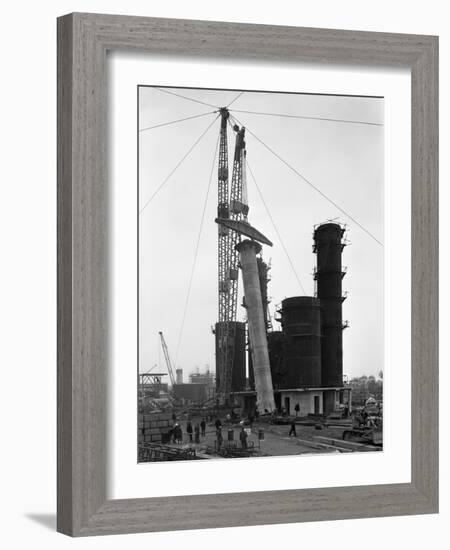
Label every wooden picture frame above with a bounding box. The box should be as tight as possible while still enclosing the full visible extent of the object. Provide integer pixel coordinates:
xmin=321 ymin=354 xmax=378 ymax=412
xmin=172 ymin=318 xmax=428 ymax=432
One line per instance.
xmin=57 ymin=12 xmax=438 ymax=536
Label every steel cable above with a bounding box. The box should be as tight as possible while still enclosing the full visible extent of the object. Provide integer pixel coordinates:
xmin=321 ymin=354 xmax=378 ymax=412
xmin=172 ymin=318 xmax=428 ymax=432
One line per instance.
xmin=246 ymin=159 xmax=307 ymax=295
xmin=139 ymin=114 xmax=219 ymax=214
xmin=174 ymin=131 xmax=220 ymax=368
xmin=230 ymin=108 xmax=383 ymax=127
xmin=154 ymin=87 xmax=219 ymax=109
xmin=231 ymin=114 xmax=383 ymax=246
xmin=139 ymin=110 xmax=216 ymax=132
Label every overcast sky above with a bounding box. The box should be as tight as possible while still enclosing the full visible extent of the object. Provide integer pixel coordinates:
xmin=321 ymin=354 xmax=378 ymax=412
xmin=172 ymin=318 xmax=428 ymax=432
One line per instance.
xmin=138 ymin=86 xmax=384 ymax=382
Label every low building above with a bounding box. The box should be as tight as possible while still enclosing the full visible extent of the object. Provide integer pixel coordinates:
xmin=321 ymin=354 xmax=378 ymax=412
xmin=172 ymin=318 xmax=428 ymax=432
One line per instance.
xmin=173 ymin=383 xmax=207 ymax=403
xmin=189 ymin=370 xmax=215 ymax=387
xmin=232 ymin=386 xmax=351 ymax=416
xmin=189 ymin=369 xmax=216 ymax=399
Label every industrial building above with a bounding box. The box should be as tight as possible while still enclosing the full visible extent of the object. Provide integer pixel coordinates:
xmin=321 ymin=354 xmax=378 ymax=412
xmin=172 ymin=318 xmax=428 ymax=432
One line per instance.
xmin=175 ymin=368 xmax=183 ymax=384
xmin=189 ymin=368 xmax=216 ymax=400
xmin=189 ymin=368 xmax=215 ymax=386
xmin=145 ymin=108 xmax=352 ymax=418
xmin=172 ymin=365 xmax=216 ymax=404
xmin=137 ymin=94 xmax=385 ymax=463
xmin=214 ymin=321 xmax=246 ymax=393
xmin=172 ymin=382 xmax=208 ymax=403
xmin=228 ymin=222 xmax=351 ymax=416
xmin=203 ymin=106 xmax=352 ymax=417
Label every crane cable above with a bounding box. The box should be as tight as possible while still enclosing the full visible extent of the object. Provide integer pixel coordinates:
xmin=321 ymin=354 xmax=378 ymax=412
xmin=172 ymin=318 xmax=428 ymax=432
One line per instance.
xmin=226 ymin=91 xmax=245 ymax=108
xmin=139 ymin=114 xmax=219 ymax=214
xmin=139 ymin=110 xmax=217 ymax=132
xmin=246 ymin=159 xmax=307 ymax=295
xmin=154 ymin=87 xmax=219 ymax=109
xmin=229 ymin=108 xmax=383 ymax=127
xmin=231 ymin=114 xmax=383 ymax=246
xmin=174 ymin=131 xmax=220 ymax=368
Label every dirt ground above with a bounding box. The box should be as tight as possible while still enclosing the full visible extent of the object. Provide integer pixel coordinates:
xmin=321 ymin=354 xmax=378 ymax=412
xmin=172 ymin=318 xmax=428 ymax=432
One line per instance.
xmin=167 ymin=416 xmax=349 ymax=457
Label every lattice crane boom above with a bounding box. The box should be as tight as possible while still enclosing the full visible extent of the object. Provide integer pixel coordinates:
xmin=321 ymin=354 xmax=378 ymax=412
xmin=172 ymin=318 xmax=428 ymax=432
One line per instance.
xmin=217 ymin=108 xmax=230 ymax=325
xmin=216 ymin=109 xmax=230 ymax=396
xmin=216 ymin=108 xmax=248 ymax=398
xmin=158 ymin=331 xmax=176 ymax=387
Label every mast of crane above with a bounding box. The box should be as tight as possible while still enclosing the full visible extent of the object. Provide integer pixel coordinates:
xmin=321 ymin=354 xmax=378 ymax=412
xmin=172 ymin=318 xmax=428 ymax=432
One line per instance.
xmin=158 ymin=331 xmax=176 ymax=387
xmin=216 ymin=108 xmax=249 ymax=399
xmin=223 ymin=124 xmax=247 ymax=394
xmin=216 ymin=108 xmax=230 ymax=397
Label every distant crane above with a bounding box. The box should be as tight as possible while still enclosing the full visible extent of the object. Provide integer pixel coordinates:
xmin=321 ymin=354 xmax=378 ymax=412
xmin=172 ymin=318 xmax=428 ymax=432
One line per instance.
xmin=158 ymin=331 xmax=176 ymax=387
xmin=142 ymin=363 xmax=158 ymax=375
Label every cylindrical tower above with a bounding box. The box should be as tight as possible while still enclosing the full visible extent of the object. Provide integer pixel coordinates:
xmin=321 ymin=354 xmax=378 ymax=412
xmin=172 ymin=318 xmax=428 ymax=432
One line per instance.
xmin=175 ymin=368 xmax=183 ymax=384
xmin=247 ymin=257 xmax=270 ymax=390
xmin=257 ymin=257 xmax=270 ymax=329
xmin=279 ymin=296 xmax=322 ymax=387
xmin=267 ymin=331 xmax=285 ymax=389
xmin=248 ymin=331 xmax=284 ymax=390
xmin=236 ymin=239 xmax=275 ymax=412
xmin=313 ymin=223 xmax=347 ymax=387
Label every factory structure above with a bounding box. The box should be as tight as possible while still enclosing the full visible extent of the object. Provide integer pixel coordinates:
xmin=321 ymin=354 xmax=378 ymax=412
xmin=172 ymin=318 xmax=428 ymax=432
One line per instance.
xmin=137 ymin=94 xmax=386 ymax=462
xmin=141 ymin=106 xmax=352 ymax=417
xmin=208 ymin=106 xmax=350 ymax=418
xmin=223 ymin=222 xmax=351 ymax=416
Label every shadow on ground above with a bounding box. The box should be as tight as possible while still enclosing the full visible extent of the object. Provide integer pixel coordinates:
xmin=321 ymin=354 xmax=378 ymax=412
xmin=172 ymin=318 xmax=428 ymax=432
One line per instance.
xmin=25 ymin=513 xmax=56 ymax=531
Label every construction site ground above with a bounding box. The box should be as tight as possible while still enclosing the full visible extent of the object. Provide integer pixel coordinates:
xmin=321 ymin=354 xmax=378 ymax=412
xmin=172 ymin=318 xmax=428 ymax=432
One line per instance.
xmin=166 ymin=416 xmax=364 ymax=458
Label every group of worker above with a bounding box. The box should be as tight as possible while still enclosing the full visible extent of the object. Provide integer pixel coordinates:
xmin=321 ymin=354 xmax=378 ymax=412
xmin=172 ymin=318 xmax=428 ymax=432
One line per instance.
xmin=214 ymin=418 xmax=249 ymax=451
xmin=171 ymin=417 xmax=207 ymax=445
xmin=170 ymin=415 xmax=251 ymax=451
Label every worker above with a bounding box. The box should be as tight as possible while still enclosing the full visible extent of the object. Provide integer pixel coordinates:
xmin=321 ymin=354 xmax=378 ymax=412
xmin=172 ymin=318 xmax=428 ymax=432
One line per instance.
xmin=289 ymin=420 xmax=297 ymax=437
xmin=294 ymin=403 xmax=300 ymax=417
xmin=215 ymin=418 xmax=222 ymax=431
xmin=174 ymin=423 xmax=182 ymax=444
xmin=361 ymin=409 xmax=368 ymax=426
xmin=200 ymin=418 xmax=206 ymax=437
xmin=216 ymin=427 xmax=223 ymax=452
xmin=194 ymin=423 xmax=200 ymax=444
xmin=239 ymin=427 xmax=248 ymax=449
xmin=171 ymin=423 xmax=178 ymax=443
xmin=186 ymin=421 xmax=193 ymax=442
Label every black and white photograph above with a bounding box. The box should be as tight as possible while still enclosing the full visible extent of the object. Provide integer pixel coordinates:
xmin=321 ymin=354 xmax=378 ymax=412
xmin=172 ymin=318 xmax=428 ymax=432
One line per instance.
xmin=138 ymin=85 xmax=384 ymax=462
xmin=1 ymin=0 xmax=442 ymax=544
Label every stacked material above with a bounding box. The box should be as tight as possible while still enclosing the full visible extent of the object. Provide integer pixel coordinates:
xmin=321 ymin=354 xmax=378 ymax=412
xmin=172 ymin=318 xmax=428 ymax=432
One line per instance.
xmin=138 ymin=412 xmax=172 ymax=445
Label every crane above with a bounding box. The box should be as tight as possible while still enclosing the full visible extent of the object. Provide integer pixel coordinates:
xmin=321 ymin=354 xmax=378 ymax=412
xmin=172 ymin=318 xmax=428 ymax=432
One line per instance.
xmin=216 ymin=107 xmax=248 ymax=398
xmin=142 ymin=363 xmax=158 ymax=375
xmin=216 ymin=175 xmax=276 ymax=412
xmin=158 ymin=331 xmax=176 ymax=387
